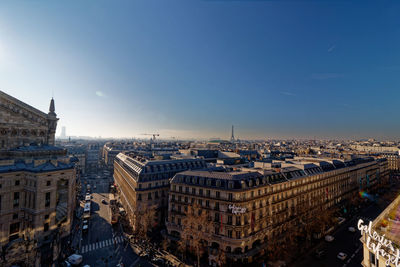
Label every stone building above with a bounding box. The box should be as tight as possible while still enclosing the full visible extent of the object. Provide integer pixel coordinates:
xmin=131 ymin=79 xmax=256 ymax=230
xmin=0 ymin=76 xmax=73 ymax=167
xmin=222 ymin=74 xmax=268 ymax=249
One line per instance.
xmin=113 ymin=152 xmax=206 ymax=230
xmin=359 ymin=194 xmax=400 ymax=267
xmin=85 ymin=143 xmax=100 ymax=174
xmin=166 ymin=157 xmax=388 ymax=265
xmin=0 ymin=90 xmax=76 ymax=267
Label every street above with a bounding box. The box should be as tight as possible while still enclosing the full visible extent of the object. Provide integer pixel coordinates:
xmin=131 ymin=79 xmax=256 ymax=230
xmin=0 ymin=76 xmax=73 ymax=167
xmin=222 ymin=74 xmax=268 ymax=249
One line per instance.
xmin=295 ymin=194 xmax=397 ymax=267
xmin=75 ymin=170 xmax=153 ymax=267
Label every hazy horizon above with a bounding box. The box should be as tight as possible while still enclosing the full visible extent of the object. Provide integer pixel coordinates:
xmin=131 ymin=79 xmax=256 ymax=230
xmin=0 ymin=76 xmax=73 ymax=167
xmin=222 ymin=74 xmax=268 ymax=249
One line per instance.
xmin=1 ymin=1 xmax=399 ymax=140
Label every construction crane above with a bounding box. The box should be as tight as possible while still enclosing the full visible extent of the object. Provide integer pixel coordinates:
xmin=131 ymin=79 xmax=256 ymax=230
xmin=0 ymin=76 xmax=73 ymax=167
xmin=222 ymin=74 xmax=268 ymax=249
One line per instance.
xmin=140 ymin=133 xmax=160 ymax=142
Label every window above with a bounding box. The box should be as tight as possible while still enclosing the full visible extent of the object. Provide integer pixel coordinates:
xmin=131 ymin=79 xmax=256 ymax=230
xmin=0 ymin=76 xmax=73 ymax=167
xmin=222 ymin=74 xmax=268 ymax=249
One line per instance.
xmin=216 ymin=191 xmax=220 ymax=199
xmin=236 ymin=216 xmax=241 ymax=226
xmin=45 ymin=192 xmax=51 ymax=207
xmin=179 ymin=186 xmax=182 ymax=193
xmin=215 ymin=213 xmax=220 ymax=222
xmin=198 ymin=199 xmax=203 ymax=206
xmin=148 ymin=193 xmax=152 ymax=200
xmin=236 ymin=231 xmax=241 ymax=239
xmin=192 ymin=188 xmax=195 ymax=194
xmin=13 ymin=213 xmax=18 ymax=220
xmin=185 ymin=187 xmax=189 ymax=193
xmin=178 ymin=218 xmax=181 ymax=225
xmin=228 ymin=215 xmax=232 ymax=225
xmin=206 ymin=200 xmax=210 ymax=207
xmin=199 ymin=189 xmax=203 ymax=196
xmin=138 ymin=194 xmax=142 ymax=201
xmin=184 ymin=197 xmax=188 ymax=203
xmin=369 ymin=252 xmax=376 ymax=266
xmin=228 ymin=230 xmax=233 ymax=238
xmin=172 ymin=194 xmax=175 ymax=201
xmin=178 ymin=196 xmax=182 ymax=202
xmin=206 ymin=190 xmax=210 ymax=197
xmin=139 ymin=184 xmax=142 ymax=189
xmin=215 ymin=202 xmax=219 ymax=211
xmin=155 ymin=191 xmax=159 ymax=199
xmin=10 ymin=222 xmax=20 ymax=235
xmin=44 ymin=223 xmax=49 ymax=232
xmin=228 ymin=182 xmax=233 ymax=189
xmin=46 ymin=180 xmax=51 ymax=186
xmin=15 ymin=180 xmax=20 ymax=186
xmin=215 ymin=226 xmax=219 ymax=235
xmin=13 ymin=192 xmax=19 ymax=207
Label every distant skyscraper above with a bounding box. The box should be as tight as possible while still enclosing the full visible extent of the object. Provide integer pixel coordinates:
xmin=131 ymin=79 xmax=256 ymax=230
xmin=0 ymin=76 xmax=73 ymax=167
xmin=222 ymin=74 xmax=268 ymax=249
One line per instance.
xmin=61 ymin=126 xmax=66 ymax=139
xmin=231 ymin=125 xmax=235 ymax=142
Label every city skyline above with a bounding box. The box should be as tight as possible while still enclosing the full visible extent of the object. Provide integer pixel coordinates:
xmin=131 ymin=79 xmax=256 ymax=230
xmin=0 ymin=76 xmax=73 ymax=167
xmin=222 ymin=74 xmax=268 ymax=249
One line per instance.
xmin=1 ymin=0 xmax=399 ymax=140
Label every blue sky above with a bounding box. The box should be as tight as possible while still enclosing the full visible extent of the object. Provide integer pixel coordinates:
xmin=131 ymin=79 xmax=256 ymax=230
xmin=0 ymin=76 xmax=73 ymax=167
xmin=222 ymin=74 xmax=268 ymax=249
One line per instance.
xmin=0 ymin=0 xmax=399 ymax=140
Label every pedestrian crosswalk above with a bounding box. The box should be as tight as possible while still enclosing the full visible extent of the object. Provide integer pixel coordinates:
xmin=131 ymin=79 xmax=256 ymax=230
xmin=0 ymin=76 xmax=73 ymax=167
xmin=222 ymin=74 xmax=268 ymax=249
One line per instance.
xmin=80 ymin=236 xmax=124 ymax=254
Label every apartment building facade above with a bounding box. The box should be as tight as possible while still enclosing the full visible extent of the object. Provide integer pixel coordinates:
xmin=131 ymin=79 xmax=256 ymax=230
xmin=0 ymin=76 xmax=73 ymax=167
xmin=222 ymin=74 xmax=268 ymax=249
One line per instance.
xmin=166 ymin=157 xmax=388 ymax=264
xmin=113 ymin=152 xmax=206 ymax=230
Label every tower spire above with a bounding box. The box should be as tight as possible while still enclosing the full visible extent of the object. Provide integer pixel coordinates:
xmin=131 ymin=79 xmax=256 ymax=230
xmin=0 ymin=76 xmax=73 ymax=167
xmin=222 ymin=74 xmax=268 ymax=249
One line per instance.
xmin=231 ymin=125 xmax=235 ymax=142
xmin=49 ymin=97 xmax=56 ymax=116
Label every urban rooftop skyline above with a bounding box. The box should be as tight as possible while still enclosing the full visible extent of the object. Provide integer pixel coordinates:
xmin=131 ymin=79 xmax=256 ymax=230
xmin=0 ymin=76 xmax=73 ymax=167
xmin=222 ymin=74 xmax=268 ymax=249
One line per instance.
xmin=1 ymin=0 xmax=399 ymax=140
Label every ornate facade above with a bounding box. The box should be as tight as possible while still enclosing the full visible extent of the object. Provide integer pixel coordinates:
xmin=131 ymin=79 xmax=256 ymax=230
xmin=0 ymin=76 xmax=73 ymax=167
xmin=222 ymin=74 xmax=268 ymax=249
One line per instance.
xmin=166 ymin=157 xmax=388 ymax=264
xmin=113 ymin=152 xmax=206 ymax=230
xmin=0 ymin=90 xmax=76 ymax=267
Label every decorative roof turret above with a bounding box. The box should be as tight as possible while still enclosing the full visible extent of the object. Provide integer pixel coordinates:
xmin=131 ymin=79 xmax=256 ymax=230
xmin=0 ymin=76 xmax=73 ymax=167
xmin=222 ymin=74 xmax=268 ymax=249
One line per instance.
xmin=48 ymin=97 xmax=56 ymax=116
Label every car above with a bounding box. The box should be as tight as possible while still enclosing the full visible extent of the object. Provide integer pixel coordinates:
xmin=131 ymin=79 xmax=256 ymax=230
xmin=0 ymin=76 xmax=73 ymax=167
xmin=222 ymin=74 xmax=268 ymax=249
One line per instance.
xmin=61 ymin=261 xmax=72 ymax=267
xmin=325 ymin=235 xmax=334 ymax=242
xmin=314 ymin=249 xmax=326 ymax=259
xmin=67 ymin=254 xmax=83 ymax=265
xmin=337 ymin=252 xmax=347 ymax=260
xmin=102 ymin=199 xmax=107 ymax=204
xmin=86 ymin=192 xmax=90 ymax=195
xmin=348 ymin=227 xmax=356 ymax=232
xmin=153 ymin=258 xmax=165 ymax=266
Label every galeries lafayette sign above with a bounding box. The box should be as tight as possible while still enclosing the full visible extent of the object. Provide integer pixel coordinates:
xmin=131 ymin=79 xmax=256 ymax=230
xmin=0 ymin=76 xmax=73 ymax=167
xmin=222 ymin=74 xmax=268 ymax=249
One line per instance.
xmin=228 ymin=204 xmax=246 ymax=214
xmin=358 ymin=219 xmax=400 ymax=267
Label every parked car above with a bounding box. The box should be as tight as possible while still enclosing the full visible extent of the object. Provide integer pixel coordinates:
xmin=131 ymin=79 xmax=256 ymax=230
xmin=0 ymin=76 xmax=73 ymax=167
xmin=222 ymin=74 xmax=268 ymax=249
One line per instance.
xmin=337 ymin=252 xmax=347 ymax=260
xmin=102 ymin=199 xmax=107 ymax=204
xmin=348 ymin=227 xmax=356 ymax=232
xmin=325 ymin=235 xmax=334 ymax=242
xmin=67 ymin=254 xmax=83 ymax=265
xmin=314 ymin=249 xmax=326 ymax=259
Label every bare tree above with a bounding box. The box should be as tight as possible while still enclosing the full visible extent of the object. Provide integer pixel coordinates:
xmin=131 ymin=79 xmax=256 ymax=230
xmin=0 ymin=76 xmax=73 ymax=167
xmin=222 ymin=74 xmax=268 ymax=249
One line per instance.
xmin=179 ymin=204 xmax=211 ymax=267
xmin=135 ymin=204 xmax=157 ymax=240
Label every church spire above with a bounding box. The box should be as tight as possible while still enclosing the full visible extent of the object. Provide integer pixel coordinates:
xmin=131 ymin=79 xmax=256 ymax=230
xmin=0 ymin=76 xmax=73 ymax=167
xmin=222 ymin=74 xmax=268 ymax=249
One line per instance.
xmin=49 ymin=97 xmax=56 ymax=116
